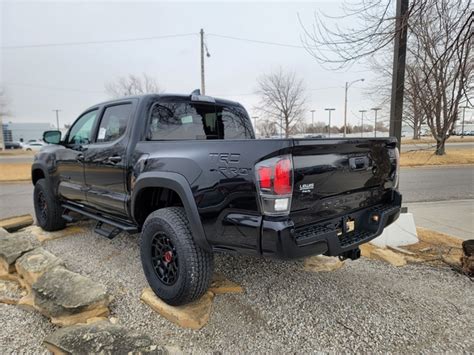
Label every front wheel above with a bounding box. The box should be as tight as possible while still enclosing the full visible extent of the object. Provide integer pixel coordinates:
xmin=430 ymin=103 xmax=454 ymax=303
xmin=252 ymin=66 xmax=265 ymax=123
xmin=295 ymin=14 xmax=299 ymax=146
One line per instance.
xmin=140 ymin=207 xmax=214 ymax=306
xmin=34 ymin=179 xmax=66 ymax=231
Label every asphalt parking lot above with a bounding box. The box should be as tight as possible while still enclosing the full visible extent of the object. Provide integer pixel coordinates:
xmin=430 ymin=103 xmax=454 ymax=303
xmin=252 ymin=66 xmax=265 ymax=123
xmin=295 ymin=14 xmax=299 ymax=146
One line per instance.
xmin=1 ymin=222 xmax=473 ymax=353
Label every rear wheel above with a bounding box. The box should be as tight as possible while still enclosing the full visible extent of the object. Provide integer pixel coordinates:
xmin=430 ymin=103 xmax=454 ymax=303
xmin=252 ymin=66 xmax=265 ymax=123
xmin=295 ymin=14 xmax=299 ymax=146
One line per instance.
xmin=34 ymin=179 xmax=66 ymax=231
xmin=140 ymin=207 xmax=214 ymax=306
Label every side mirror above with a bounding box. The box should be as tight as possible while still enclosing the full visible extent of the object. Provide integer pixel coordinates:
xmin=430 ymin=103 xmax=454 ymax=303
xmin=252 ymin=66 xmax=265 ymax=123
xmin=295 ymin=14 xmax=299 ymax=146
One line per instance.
xmin=43 ymin=130 xmax=62 ymax=144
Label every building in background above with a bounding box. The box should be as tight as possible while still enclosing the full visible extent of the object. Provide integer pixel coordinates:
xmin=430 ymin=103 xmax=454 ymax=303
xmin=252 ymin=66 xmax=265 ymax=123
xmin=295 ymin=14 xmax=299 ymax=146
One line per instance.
xmin=2 ymin=122 xmax=55 ymax=143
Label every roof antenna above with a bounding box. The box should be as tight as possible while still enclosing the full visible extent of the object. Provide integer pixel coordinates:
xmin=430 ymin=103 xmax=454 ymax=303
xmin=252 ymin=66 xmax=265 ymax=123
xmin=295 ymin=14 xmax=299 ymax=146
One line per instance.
xmin=191 ymin=89 xmax=201 ymax=96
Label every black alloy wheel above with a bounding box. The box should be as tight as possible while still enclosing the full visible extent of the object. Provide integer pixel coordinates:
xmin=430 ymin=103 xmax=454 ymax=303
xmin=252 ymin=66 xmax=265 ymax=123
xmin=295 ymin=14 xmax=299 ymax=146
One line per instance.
xmin=151 ymin=232 xmax=179 ymax=285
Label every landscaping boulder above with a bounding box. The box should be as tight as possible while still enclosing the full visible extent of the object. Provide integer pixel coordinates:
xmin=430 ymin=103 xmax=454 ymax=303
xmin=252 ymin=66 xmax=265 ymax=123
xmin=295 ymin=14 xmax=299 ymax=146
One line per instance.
xmin=0 ymin=214 xmax=34 ymax=232
xmin=24 ymin=225 xmax=85 ymax=243
xmin=209 ymin=273 xmax=244 ymax=294
xmin=31 ymin=266 xmax=111 ymax=326
xmin=43 ymin=320 xmax=165 ymax=354
xmin=360 ymin=243 xmax=407 ymax=267
xmin=141 ymin=288 xmax=214 ymax=330
xmin=0 ymin=279 xmax=24 ymax=304
xmin=15 ymin=248 xmax=64 ymax=289
xmin=0 ymin=232 xmax=34 ymax=275
xmin=304 ymin=255 xmax=345 ymax=272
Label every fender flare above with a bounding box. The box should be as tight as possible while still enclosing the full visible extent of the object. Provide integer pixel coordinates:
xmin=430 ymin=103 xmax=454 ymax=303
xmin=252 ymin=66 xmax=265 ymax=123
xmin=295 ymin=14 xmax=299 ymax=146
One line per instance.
xmin=131 ymin=171 xmax=211 ymax=251
xmin=31 ymin=162 xmax=49 ymax=185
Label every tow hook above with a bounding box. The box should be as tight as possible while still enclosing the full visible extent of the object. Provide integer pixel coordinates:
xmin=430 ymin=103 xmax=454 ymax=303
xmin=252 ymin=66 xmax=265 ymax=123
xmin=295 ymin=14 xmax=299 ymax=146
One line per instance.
xmin=338 ymin=247 xmax=361 ymax=261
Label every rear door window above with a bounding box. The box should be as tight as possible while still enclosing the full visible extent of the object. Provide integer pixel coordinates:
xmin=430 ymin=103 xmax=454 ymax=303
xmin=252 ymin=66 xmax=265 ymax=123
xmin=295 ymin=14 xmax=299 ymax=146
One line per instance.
xmin=148 ymin=101 xmax=253 ymax=140
xmin=96 ymin=103 xmax=132 ymax=143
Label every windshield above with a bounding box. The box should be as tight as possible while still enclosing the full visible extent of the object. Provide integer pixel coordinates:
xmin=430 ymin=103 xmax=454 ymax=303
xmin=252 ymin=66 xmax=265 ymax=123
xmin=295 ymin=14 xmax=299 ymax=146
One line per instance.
xmin=148 ymin=101 xmax=254 ymax=140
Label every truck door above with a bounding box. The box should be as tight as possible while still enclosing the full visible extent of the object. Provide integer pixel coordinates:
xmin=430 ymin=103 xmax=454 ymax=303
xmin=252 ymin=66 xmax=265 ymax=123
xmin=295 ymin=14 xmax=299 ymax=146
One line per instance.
xmin=82 ymin=101 xmax=135 ymax=217
xmin=56 ymin=108 xmax=99 ymax=204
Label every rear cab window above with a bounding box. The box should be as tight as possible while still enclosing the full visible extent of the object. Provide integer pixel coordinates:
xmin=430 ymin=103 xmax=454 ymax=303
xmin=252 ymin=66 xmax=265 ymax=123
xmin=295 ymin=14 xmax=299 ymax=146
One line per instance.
xmin=147 ymin=100 xmax=254 ymax=140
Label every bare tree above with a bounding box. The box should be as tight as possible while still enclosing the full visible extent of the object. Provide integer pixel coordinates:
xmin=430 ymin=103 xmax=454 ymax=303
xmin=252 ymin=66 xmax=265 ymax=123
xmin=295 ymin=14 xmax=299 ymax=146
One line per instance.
xmin=301 ymin=0 xmax=472 ymax=154
xmin=409 ymin=0 xmax=472 ymax=154
xmin=307 ymin=121 xmax=327 ymax=134
xmin=257 ymin=119 xmax=278 ymax=137
xmin=368 ymin=54 xmax=427 ymax=140
xmin=256 ymin=68 xmax=307 ymax=138
xmin=105 ymin=73 xmax=162 ymax=98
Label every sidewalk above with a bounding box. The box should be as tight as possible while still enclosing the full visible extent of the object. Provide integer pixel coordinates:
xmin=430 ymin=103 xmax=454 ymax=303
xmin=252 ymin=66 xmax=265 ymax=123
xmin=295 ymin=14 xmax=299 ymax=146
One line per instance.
xmin=404 ymin=199 xmax=473 ymax=240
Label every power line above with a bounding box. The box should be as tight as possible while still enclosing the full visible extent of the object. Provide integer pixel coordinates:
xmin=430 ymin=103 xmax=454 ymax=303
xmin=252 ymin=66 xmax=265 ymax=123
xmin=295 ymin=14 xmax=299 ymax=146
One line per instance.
xmin=1 ymin=33 xmax=197 ymax=49
xmin=2 ymin=31 xmax=307 ymax=50
xmin=207 ymin=33 xmax=306 ymax=49
xmin=217 ymin=86 xmax=343 ymax=97
xmin=5 ymin=82 xmax=104 ymax=94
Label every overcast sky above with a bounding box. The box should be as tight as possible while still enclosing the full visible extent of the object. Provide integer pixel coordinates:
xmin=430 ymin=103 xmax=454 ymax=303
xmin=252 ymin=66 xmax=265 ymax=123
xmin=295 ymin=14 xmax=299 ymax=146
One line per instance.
xmin=1 ymin=1 xmax=384 ymax=128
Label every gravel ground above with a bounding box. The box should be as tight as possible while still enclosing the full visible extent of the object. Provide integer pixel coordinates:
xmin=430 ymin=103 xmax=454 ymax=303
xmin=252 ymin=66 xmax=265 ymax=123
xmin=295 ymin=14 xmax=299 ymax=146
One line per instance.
xmin=1 ymin=222 xmax=473 ymax=353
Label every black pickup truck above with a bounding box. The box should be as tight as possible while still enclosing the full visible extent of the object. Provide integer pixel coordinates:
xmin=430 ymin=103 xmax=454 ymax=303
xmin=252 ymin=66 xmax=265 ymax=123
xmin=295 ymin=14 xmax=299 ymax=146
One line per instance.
xmin=33 ymin=92 xmax=401 ymax=305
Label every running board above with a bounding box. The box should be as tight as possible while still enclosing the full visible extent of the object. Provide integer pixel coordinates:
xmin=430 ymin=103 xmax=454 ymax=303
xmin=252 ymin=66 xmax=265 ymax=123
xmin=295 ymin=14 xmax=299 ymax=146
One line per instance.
xmin=61 ymin=203 xmax=138 ymax=237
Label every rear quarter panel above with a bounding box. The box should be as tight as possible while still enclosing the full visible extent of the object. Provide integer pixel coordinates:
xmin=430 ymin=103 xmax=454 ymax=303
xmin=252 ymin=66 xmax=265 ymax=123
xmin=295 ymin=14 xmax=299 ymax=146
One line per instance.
xmin=132 ymin=139 xmax=292 ymax=252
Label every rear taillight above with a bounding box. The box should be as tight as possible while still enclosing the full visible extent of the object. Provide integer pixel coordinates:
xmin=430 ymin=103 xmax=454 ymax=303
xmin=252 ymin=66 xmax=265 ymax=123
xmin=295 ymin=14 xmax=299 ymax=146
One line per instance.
xmin=255 ymin=155 xmax=293 ymax=216
xmin=393 ymin=147 xmax=400 ymax=188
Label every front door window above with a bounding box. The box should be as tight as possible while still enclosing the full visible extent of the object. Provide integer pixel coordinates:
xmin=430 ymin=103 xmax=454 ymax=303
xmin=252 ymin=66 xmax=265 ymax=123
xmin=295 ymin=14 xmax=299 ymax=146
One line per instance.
xmin=67 ymin=109 xmax=98 ymax=146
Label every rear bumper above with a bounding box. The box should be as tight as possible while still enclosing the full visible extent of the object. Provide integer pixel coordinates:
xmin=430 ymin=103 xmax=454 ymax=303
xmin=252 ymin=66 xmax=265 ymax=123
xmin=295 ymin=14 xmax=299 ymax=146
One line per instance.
xmin=260 ymin=191 xmax=402 ymax=259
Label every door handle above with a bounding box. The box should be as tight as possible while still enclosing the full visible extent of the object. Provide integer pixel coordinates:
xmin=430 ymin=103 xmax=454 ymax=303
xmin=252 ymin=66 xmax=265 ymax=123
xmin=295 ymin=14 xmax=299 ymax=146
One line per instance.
xmin=108 ymin=156 xmax=122 ymax=164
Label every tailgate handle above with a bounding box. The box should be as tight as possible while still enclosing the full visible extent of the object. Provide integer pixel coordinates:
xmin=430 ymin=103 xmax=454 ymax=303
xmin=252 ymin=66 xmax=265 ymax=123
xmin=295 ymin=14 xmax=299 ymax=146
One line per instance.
xmin=349 ymin=156 xmax=369 ymax=171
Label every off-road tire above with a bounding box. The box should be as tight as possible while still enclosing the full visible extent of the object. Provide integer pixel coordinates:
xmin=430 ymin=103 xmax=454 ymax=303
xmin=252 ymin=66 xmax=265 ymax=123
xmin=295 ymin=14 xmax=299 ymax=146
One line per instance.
xmin=33 ymin=178 xmax=66 ymax=231
xmin=140 ymin=207 xmax=214 ymax=306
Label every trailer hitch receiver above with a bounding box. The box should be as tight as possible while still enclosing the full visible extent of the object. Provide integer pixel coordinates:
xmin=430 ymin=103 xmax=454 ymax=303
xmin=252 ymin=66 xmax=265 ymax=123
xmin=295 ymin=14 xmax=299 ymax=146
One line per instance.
xmin=338 ymin=247 xmax=361 ymax=261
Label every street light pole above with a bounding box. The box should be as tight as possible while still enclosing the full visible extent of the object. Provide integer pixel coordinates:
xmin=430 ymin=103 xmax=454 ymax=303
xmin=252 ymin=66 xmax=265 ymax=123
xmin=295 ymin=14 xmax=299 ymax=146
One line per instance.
xmin=461 ymin=106 xmax=469 ymax=138
xmin=200 ymin=29 xmax=205 ymax=95
xmin=252 ymin=116 xmax=258 ymax=133
xmin=343 ymin=78 xmax=364 ymax=138
xmin=52 ymin=109 xmax=61 ymax=130
xmin=371 ymin=107 xmax=381 ymax=137
xmin=310 ymin=109 xmax=315 ymax=128
xmin=325 ymin=108 xmax=335 ymax=137
xmin=359 ymin=110 xmax=367 ymax=138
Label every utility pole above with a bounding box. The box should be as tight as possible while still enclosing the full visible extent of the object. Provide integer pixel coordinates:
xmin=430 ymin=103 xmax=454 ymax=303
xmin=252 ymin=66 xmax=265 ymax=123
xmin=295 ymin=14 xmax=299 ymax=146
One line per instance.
xmin=371 ymin=107 xmax=381 ymax=137
xmin=310 ymin=110 xmax=315 ymax=126
xmin=0 ymin=115 xmax=4 ymax=150
xmin=52 ymin=109 xmax=61 ymax=130
xmin=389 ymin=0 xmax=409 ymax=149
xmin=325 ymin=108 xmax=335 ymax=137
xmin=343 ymin=78 xmax=364 ymax=138
xmin=359 ymin=110 xmax=367 ymax=137
xmin=252 ymin=116 xmax=259 ymax=132
xmin=200 ymin=29 xmax=205 ymax=95
xmin=461 ymin=106 xmax=469 ymax=138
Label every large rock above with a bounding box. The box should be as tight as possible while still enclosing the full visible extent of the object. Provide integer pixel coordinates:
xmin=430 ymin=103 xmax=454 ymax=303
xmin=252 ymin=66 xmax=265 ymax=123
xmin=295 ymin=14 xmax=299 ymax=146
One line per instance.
xmin=0 ymin=214 xmax=34 ymax=232
xmin=43 ymin=320 xmax=165 ymax=354
xmin=31 ymin=266 xmax=110 ymax=326
xmin=0 ymin=232 xmax=35 ymax=274
xmin=209 ymin=273 xmax=244 ymax=294
xmin=304 ymin=255 xmax=345 ymax=272
xmin=24 ymin=225 xmax=85 ymax=243
xmin=0 ymin=279 xmax=24 ymax=304
xmin=141 ymin=288 xmax=214 ymax=330
xmin=360 ymin=243 xmax=407 ymax=267
xmin=15 ymin=248 xmax=64 ymax=289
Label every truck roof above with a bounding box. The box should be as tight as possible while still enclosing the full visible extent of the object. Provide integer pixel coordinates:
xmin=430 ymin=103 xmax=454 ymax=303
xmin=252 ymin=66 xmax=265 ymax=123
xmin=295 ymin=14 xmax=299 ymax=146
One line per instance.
xmin=92 ymin=93 xmax=243 ymax=109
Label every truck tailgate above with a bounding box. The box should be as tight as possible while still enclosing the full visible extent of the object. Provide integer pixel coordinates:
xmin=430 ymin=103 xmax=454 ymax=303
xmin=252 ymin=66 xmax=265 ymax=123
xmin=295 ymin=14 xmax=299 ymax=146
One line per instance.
xmin=290 ymin=138 xmax=398 ymax=227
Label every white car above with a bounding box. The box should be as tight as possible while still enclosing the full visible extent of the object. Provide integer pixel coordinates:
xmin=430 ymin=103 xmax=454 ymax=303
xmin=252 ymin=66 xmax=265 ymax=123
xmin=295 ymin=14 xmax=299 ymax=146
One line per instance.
xmin=23 ymin=142 xmax=48 ymax=151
